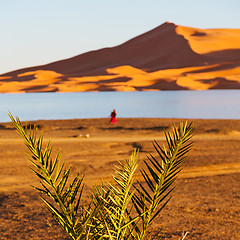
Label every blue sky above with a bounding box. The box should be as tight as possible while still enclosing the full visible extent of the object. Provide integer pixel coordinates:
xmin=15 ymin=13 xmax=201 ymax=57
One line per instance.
xmin=0 ymin=0 xmax=239 ymax=75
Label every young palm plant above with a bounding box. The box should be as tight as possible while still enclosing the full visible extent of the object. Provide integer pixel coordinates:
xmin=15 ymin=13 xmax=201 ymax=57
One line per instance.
xmin=10 ymin=113 xmax=194 ymax=239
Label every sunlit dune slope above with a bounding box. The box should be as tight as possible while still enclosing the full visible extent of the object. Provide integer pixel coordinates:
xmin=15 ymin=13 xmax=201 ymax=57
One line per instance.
xmin=1 ymin=22 xmax=240 ymax=93
xmin=176 ymin=26 xmax=240 ymax=54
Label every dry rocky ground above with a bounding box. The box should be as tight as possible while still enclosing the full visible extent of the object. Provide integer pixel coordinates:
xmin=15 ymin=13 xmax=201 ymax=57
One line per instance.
xmin=0 ymin=118 xmax=240 ymax=239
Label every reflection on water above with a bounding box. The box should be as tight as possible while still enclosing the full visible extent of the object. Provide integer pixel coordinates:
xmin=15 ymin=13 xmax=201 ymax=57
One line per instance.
xmin=0 ymin=90 xmax=240 ymax=122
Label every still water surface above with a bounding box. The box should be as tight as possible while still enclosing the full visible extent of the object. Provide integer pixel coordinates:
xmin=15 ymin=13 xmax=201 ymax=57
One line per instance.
xmin=0 ymin=90 xmax=239 ymax=122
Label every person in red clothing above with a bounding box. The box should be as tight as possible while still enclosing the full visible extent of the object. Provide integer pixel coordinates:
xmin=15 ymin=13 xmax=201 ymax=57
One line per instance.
xmin=110 ymin=109 xmax=117 ymax=124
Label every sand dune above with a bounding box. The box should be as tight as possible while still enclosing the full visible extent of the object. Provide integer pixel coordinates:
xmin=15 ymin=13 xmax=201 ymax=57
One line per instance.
xmin=0 ymin=22 xmax=240 ymax=93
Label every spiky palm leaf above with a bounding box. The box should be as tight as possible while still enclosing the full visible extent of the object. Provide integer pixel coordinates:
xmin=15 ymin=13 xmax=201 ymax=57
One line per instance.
xmin=91 ymin=150 xmax=143 ymax=240
xmin=9 ymin=113 xmax=103 ymax=240
xmin=132 ymin=121 xmax=194 ymax=239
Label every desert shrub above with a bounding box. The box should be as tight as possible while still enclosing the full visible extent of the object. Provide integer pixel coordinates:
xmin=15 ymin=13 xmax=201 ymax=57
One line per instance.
xmin=10 ymin=113 xmax=194 ymax=240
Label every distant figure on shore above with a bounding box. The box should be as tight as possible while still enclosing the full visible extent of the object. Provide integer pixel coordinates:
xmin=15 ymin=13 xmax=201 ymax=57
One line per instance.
xmin=110 ymin=109 xmax=117 ymax=124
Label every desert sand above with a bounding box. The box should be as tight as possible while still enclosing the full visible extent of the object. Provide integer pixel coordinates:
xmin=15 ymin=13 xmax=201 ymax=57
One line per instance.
xmin=1 ymin=22 xmax=240 ymax=93
xmin=0 ymin=117 xmax=240 ymax=239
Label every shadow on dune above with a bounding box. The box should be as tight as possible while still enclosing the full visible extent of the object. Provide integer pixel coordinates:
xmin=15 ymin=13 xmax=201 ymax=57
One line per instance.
xmin=204 ymin=49 xmax=240 ymax=62
xmin=184 ymin=62 xmax=240 ymax=74
xmin=135 ymin=79 xmax=189 ymax=91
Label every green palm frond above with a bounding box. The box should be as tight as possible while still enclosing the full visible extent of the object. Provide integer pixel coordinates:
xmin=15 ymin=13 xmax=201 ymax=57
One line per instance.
xmin=92 ymin=149 xmax=142 ymax=239
xmin=9 ymin=113 xmax=101 ymax=240
xmin=132 ymin=121 xmax=194 ymax=239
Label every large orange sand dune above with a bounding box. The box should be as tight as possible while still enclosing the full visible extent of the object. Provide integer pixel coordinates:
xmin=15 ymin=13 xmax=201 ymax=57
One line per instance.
xmin=1 ymin=22 xmax=240 ymax=93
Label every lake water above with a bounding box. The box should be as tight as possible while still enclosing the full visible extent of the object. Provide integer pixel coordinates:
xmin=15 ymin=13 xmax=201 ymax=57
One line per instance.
xmin=0 ymin=90 xmax=240 ymax=123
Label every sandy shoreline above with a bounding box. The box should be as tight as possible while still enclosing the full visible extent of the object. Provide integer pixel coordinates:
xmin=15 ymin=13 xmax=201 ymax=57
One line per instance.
xmin=1 ymin=117 xmax=240 ymax=239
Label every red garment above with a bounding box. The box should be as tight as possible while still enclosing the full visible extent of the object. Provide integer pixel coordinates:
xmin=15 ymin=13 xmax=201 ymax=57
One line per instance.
xmin=110 ymin=116 xmax=117 ymax=124
xmin=110 ymin=110 xmax=117 ymax=124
